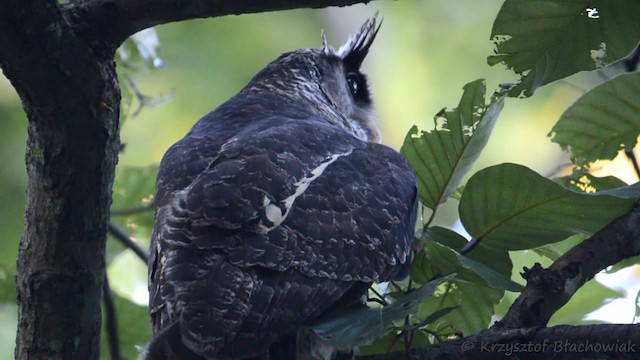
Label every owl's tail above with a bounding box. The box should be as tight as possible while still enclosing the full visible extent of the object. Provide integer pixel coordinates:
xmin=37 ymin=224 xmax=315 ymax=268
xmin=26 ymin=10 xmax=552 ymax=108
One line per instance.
xmin=142 ymin=322 xmax=206 ymax=360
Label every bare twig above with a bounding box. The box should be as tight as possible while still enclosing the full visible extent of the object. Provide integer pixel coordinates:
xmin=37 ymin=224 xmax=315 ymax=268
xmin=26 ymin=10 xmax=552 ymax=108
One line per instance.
xmin=622 ymin=45 xmax=640 ymax=72
xmin=368 ymin=286 xmax=389 ymax=306
xmin=124 ymin=75 xmax=175 ymax=117
xmin=110 ymin=204 xmax=153 ymax=216
xmin=459 ymin=237 xmax=480 ymax=255
xmin=103 ymin=275 xmax=124 ymax=360
xmin=625 ymin=150 xmax=640 ymax=181
xmin=108 ymin=222 xmax=149 ymax=264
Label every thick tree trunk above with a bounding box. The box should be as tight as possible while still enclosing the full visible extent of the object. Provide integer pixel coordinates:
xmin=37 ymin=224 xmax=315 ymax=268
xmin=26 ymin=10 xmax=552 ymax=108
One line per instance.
xmin=16 ymin=89 xmax=120 ymax=359
xmin=0 ymin=2 xmax=121 ymax=358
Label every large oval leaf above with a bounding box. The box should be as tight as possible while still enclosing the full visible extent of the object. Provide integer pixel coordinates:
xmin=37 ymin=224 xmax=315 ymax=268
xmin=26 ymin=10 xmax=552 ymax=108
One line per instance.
xmin=550 ymin=72 xmax=640 ymax=167
xmin=549 ymin=280 xmax=623 ymax=326
xmin=460 ymin=163 xmax=640 ymax=251
xmin=411 ymin=227 xmax=512 ymax=336
xmin=411 ymin=227 xmax=522 ymax=292
xmin=401 ymin=80 xmax=505 ymax=210
xmin=418 ymin=280 xmax=503 ymax=336
xmin=308 ymin=275 xmax=454 ymax=349
xmin=488 ymin=0 xmax=640 ymax=97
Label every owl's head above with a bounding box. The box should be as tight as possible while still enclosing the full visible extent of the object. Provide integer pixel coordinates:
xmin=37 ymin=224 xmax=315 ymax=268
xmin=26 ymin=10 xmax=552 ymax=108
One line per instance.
xmin=243 ymin=16 xmax=381 ymax=142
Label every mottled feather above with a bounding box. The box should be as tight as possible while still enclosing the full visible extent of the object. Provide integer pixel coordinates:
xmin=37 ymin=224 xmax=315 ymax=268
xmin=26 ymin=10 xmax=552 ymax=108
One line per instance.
xmin=146 ymin=15 xmax=417 ymax=360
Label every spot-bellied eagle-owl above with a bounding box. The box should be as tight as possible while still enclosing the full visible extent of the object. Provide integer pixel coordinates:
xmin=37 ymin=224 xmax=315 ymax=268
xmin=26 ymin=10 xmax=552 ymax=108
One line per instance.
xmin=145 ymin=16 xmax=418 ymax=360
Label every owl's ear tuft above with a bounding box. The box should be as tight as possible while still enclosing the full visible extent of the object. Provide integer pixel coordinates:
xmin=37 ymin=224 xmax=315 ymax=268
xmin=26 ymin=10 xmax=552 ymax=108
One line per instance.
xmin=338 ymin=14 xmax=382 ymax=70
xmin=320 ymin=29 xmax=332 ymax=55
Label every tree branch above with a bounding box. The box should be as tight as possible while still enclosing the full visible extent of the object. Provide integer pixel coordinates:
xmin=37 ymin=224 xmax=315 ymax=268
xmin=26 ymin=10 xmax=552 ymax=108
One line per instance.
xmin=358 ymin=324 xmax=640 ymax=360
xmin=64 ymin=0 xmax=376 ymax=46
xmin=356 ymin=203 xmax=640 ymax=359
xmin=495 ymin=202 xmax=640 ymax=329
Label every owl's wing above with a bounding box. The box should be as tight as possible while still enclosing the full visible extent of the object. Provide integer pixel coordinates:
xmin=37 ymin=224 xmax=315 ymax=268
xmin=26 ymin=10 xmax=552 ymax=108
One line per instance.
xmin=148 ymin=117 xmax=417 ymax=358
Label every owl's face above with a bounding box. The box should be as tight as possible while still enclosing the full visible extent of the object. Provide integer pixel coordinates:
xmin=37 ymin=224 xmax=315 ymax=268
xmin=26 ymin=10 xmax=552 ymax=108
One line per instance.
xmin=243 ymin=16 xmax=381 ymax=142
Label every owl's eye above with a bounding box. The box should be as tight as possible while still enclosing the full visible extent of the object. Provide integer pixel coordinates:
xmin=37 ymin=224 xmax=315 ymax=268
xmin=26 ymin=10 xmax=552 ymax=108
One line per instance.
xmin=346 ymin=73 xmax=361 ymax=97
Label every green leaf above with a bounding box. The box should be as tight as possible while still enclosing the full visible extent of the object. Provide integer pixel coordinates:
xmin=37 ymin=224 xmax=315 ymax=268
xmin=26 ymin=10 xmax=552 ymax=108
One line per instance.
xmin=449 ymin=185 xmax=465 ymax=201
xmin=550 ymin=73 xmax=640 ymax=167
xmin=355 ymin=330 xmax=405 ymax=356
xmin=488 ymin=0 xmax=640 ymax=97
xmin=0 ymin=303 xmax=17 ymax=360
xmin=549 ymin=280 xmax=623 ymax=325
xmin=556 ymin=173 xmax=629 ymax=193
xmin=418 ymin=280 xmax=503 ymax=336
xmin=413 ymin=227 xmax=515 ymax=287
xmin=459 ymin=163 xmax=640 ymax=251
xmin=457 ymin=253 xmax=521 ymax=292
xmin=532 ymin=234 xmax=587 ymax=261
xmin=423 ymin=241 xmax=522 ymax=292
xmin=357 ymin=306 xmax=458 ymax=355
xmin=0 ymin=268 xmax=15 ymax=303
xmin=111 ymin=164 xmax=157 ymax=217
xmin=411 ymin=228 xmax=512 ymax=335
xmin=308 ymin=275 xmax=454 ymax=349
xmin=108 ymin=165 xmax=157 ymax=263
xmin=606 ymin=255 xmax=640 ymax=274
xmin=409 ymin=249 xmax=434 ymax=284
xmin=356 ymin=329 xmax=432 ymax=356
xmin=118 ymin=74 xmax=134 ymax=125
xmin=400 ymin=79 xmax=506 ymax=210
xmin=418 ymin=306 xmax=460 ymax=327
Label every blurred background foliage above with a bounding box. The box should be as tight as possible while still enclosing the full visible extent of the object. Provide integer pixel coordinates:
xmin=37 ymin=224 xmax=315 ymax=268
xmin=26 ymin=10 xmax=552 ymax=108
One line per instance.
xmin=1 ymin=0 xmax=637 ymax=357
